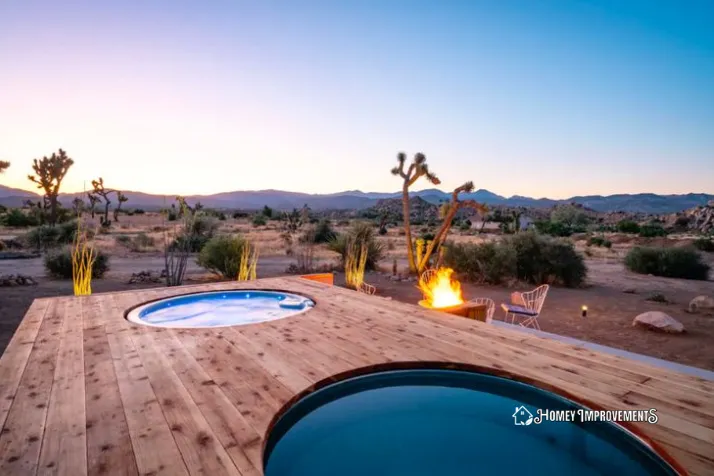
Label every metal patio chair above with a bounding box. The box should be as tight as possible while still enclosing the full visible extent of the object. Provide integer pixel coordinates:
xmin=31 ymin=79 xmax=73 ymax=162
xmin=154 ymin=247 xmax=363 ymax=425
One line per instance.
xmin=500 ymin=284 xmax=549 ymax=330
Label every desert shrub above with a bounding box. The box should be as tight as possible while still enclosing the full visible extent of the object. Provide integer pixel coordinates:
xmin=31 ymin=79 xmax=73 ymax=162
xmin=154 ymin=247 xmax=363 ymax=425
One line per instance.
xmin=692 ymin=238 xmax=714 ymax=252
xmin=625 ymin=246 xmax=709 ymax=280
xmin=3 ymin=209 xmax=39 ymax=227
xmin=327 ymin=222 xmax=384 ymax=271
xmin=133 ymin=208 xmax=146 ymax=215
xmin=197 ymin=235 xmax=248 ymax=278
xmin=252 ymin=214 xmax=267 ymax=227
xmin=44 ymin=247 xmax=109 ymax=279
xmin=445 ymin=232 xmax=587 ymax=287
xmin=550 ymin=205 xmax=590 ymax=227
xmin=616 ymin=220 xmax=640 ymax=234
xmin=167 ymin=210 xmax=178 ymax=221
xmin=459 ymin=219 xmax=472 ymax=231
xmin=639 ymin=224 xmax=667 ymax=238
xmin=443 ymin=241 xmax=517 ymax=285
xmin=301 ymin=219 xmax=336 ymax=244
xmin=232 ymin=211 xmax=249 ymax=219
xmin=115 ymin=234 xmax=132 ymax=246
xmin=534 ymin=220 xmax=573 ymax=237
xmin=0 ymin=241 xmax=5 ymax=251
xmin=117 ymin=233 xmax=155 ymax=252
xmin=20 ymin=222 xmax=85 ymax=249
xmin=170 ymin=234 xmax=210 ymax=253
xmin=420 ymin=232 xmax=436 ymax=241
xmin=190 ymin=215 xmax=219 ymax=237
xmin=507 ymin=232 xmax=587 ymax=287
xmin=587 ymin=236 xmax=612 ymax=248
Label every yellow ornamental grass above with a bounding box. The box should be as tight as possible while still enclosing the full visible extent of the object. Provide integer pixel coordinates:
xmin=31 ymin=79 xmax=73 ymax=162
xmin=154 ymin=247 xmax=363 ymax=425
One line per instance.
xmin=72 ymin=220 xmax=96 ymax=296
xmin=345 ymin=240 xmax=368 ymax=290
xmin=237 ymin=242 xmax=259 ymax=281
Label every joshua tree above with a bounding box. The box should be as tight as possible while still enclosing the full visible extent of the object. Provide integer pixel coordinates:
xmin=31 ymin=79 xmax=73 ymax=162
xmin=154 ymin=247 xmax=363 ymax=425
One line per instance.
xmin=113 ymin=192 xmax=128 ymax=222
xmin=391 ymin=152 xmax=441 ymax=273
xmin=27 ymin=149 xmax=74 ymax=226
xmin=86 ymin=193 xmax=100 ymax=218
xmin=417 ymin=182 xmax=487 ymax=274
xmin=71 ymin=197 xmax=85 ymax=216
xmin=0 ymin=160 xmax=9 ymax=173
xmin=90 ymin=178 xmax=128 ymax=226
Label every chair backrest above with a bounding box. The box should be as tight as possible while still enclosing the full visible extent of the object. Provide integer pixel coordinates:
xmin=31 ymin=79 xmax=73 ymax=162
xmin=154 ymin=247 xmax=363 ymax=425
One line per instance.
xmin=469 ymin=297 xmax=495 ymax=322
xmin=521 ymin=285 xmax=549 ymax=314
xmin=420 ymin=268 xmax=437 ymax=284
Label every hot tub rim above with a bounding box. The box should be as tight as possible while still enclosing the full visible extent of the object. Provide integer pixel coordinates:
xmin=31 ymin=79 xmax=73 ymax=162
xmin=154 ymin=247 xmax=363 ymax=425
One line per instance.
xmin=123 ymin=288 xmax=318 ymax=329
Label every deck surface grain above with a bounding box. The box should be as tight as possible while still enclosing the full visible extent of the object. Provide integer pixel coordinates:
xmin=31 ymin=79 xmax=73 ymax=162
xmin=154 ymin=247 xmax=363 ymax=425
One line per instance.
xmin=0 ymin=277 xmax=712 ymax=475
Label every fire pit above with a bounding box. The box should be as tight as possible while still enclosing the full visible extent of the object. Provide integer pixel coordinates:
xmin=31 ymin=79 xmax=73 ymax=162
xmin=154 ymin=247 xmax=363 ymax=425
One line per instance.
xmin=417 ymin=268 xmax=489 ymax=322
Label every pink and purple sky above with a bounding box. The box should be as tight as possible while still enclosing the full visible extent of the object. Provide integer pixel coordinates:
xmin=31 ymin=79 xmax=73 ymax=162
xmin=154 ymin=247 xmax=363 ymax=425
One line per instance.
xmin=1 ymin=0 xmax=712 ymax=197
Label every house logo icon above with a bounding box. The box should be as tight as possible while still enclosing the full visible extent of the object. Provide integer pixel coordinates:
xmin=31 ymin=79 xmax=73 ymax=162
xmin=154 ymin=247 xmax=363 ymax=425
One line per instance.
xmin=513 ymin=406 xmax=534 ymax=426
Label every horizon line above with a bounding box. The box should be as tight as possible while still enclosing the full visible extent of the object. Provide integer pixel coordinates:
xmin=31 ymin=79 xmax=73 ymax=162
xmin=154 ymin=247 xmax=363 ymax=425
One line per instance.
xmin=2 ymin=181 xmax=713 ymax=201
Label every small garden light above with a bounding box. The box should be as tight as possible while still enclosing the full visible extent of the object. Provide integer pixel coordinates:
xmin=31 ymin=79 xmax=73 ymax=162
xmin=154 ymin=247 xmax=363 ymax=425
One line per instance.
xmin=581 ymin=305 xmax=588 ymax=318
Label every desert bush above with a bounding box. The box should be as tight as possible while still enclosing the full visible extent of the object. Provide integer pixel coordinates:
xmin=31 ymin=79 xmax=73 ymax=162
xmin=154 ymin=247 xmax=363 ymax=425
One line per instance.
xmin=252 ymin=214 xmax=267 ymax=227
xmin=197 ymin=235 xmax=248 ymax=278
xmin=534 ymin=220 xmax=573 ymax=237
xmin=550 ymin=205 xmax=590 ymax=227
xmin=444 ymin=232 xmax=587 ymax=287
xmin=170 ymin=234 xmax=210 ymax=253
xmin=301 ymin=219 xmax=336 ymax=244
xmin=44 ymin=247 xmax=109 ymax=279
xmin=327 ymin=222 xmax=385 ymax=271
xmin=133 ymin=208 xmax=146 ymax=215
xmin=117 ymin=233 xmax=155 ymax=252
xmin=167 ymin=210 xmax=178 ymax=221
xmin=443 ymin=241 xmax=517 ymax=285
xmin=616 ymin=220 xmax=640 ymax=234
xmin=638 ymin=224 xmax=668 ymax=238
xmin=2 ymin=209 xmax=39 ymax=227
xmin=20 ymin=221 xmax=87 ymax=250
xmin=692 ymin=238 xmax=714 ymax=252
xmin=625 ymin=246 xmax=709 ymax=280
xmin=232 ymin=211 xmax=249 ymax=219
xmin=587 ymin=236 xmax=612 ymax=248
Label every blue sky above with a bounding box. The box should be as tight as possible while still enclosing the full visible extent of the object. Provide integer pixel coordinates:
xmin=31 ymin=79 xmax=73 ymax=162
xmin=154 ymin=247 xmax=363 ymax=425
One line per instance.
xmin=1 ymin=0 xmax=712 ymax=197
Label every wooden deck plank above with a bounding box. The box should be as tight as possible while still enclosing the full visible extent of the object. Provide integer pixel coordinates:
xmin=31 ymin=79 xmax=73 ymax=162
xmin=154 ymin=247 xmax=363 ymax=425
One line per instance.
xmin=153 ymin=329 xmax=262 ymax=476
xmin=0 ymin=298 xmax=51 ymax=430
xmin=104 ymin=296 xmax=188 ymax=476
xmin=38 ymin=296 xmax=87 ymax=475
xmin=0 ymin=298 xmax=66 ymax=475
xmin=112 ymin=292 xmax=241 ymax=476
xmin=82 ymin=294 xmax=138 ymax=476
xmin=0 ymin=277 xmax=712 ymax=475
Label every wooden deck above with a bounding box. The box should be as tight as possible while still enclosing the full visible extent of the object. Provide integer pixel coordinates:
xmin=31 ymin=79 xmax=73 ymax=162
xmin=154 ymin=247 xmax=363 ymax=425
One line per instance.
xmin=0 ymin=276 xmax=712 ymax=475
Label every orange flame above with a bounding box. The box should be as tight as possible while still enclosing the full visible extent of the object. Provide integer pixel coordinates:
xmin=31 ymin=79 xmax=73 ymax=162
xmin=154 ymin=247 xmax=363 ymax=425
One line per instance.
xmin=418 ymin=268 xmax=464 ymax=308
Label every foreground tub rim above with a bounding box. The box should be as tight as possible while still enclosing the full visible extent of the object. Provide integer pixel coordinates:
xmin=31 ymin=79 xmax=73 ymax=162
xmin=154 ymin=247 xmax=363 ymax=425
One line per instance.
xmin=262 ymin=361 xmax=686 ymax=475
xmin=124 ymin=288 xmax=316 ymax=329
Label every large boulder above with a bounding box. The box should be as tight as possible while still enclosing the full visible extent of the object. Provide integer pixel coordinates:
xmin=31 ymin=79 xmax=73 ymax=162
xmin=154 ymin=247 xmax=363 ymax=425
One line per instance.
xmin=633 ymin=311 xmax=685 ymax=333
xmin=688 ymin=295 xmax=714 ymax=315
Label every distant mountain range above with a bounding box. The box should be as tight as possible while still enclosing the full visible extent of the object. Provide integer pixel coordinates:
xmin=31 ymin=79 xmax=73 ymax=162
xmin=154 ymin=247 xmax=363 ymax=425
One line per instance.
xmin=0 ymin=184 xmax=712 ymax=214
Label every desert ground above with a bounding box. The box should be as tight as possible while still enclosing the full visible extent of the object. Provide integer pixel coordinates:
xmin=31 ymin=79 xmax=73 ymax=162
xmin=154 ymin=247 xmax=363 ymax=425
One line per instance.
xmin=1 ymin=213 xmax=713 ymax=370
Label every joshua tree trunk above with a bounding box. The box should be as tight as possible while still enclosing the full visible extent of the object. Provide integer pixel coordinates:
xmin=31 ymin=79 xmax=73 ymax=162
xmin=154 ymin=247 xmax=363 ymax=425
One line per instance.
xmin=417 ymin=182 xmax=487 ymax=274
xmin=402 ymin=183 xmax=417 ymax=273
xmin=391 ymin=152 xmax=440 ymax=275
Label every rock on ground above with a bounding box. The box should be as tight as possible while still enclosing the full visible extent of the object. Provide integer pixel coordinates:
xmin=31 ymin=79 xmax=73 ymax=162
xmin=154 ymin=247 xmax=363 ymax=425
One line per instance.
xmin=688 ymin=295 xmax=714 ymax=314
xmin=632 ymin=311 xmax=685 ymax=333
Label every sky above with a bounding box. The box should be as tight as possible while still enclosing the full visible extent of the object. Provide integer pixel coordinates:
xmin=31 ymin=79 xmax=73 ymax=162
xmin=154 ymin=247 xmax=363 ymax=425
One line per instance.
xmin=1 ymin=0 xmax=712 ymax=198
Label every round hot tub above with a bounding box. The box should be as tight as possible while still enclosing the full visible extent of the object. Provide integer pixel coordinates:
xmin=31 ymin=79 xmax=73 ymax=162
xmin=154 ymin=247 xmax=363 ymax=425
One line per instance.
xmin=263 ymin=368 xmax=681 ymax=476
xmin=126 ymin=290 xmax=314 ymax=328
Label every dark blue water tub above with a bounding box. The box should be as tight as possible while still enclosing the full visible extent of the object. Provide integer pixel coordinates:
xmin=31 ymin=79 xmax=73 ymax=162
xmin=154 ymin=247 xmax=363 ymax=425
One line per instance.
xmin=263 ymin=365 xmax=683 ymax=476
